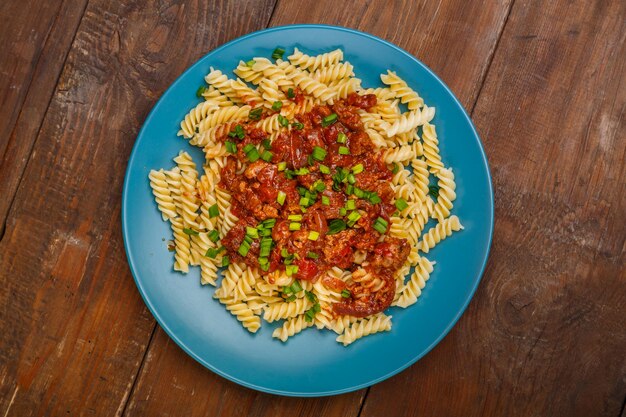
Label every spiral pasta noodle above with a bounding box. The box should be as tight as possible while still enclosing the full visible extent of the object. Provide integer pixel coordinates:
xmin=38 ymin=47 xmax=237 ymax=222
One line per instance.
xmin=418 ymin=215 xmax=463 ymax=253
xmin=336 ymin=314 xmax=392 ymax=346
xmin=149 ymin=169 xmax=177 ymax=221
xmin=272 ymin=315 xmax=315 ymax=342
xmin=288 ymin=47 xmax=343 ymax=71
xmin=381 ymin=70 xmax=424 ymax=110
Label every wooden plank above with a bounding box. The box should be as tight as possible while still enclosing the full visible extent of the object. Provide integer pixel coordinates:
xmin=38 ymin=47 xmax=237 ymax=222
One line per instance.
xmin=123 ymin=1 xmax=513 ymax=415
xmin=123 ymin=329 xmax=364 ymax=417
xmin=0 ymin=1 xmax=276 ymax=416
xmin=361 ymin=1 xmax=626 ymax=416
xmin=0 ymin=0 xmax=87 ymax=235
xmin=269 ymin=0 xmax=514 ymax=110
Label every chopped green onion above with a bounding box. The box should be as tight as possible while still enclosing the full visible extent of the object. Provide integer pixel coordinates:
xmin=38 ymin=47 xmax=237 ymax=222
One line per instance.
xmin=277 ymin=161 xmax=287 ymax=171
xmin=272 ymin=101 xmax=283 ymax=111
xmin=196 ymin=85 xmax=207 ymax=97
xmin=312 ymin=146 xmax=327 ymax=161
xmin=304 ymin=310 xmax=314 ymax=322
xmin=284 ymin=169 xmax=295 ymax=179
xmin=285 ymin=264 xmax=298 ymax=276
xmin=258 ymin=256 xmax=269 ymax=265
xmin=285 ymin=294 xmax=296 ymax=302
xmin=208 ymin=230 xmax=220 ymax=243
xmin=345 ymin=184 xmax=354 ymax=195
xmin=429 ymin=185 xmax=440 ymax=199
xmin=238 ymin=242 xmax=250 ymax=256
xmin=305 ymin=290 xmax=318 ymax=303
xmin=281 ymin=248 xmax=289 ymax=258
xmin=183 ymin=228 xmax=199 ymax=236
xmin=395 ymin=198 xmax=409 ymax=211
xmin=338 ymin=146 xmax=350 ymax=155
xmin=283 ymin=285 xmax=293 ymax=295
xmin=294 ymin=167 xmax=310 ymax=175
xmin=299 ymin=197 xmax=310 ymax=207
xmin=351 ymin=164 xmax=364 ymax=174
xmin=373 ymin=217 xmax=388 ymax=234
xmin=272 ymin=47 xmax=285 ymax=60
xmin=307 ymin=231 xmax=320 ymax=241
xmin=368 ymin=193 xmax=382 ymax=204
xmin=347 ymin=211 xmax=361 ymax=226
xmin=262 ymin=218 xmax=276 ymax=228
xmin=289 ymin=222 xmax=301 ymax=231
xmin=321 ymin=195 xmax=330 ymax=206
xmin=307 ymin=251 xmax=319 ymax=259
xmin=391 ymin=163 xmax=400 ymax=174
xmin=313 ymin=180 xmax=325 ymax=192
xmin=304 ymin=302 xmax=321 ymax=322
xmin=246 ymin=59 xmax=255 ymax=67
xmin=246 ymin=226 xmax=259 ymax=238
xmin=261 ymin=150 xmax=273 ymax=162
xmin=259 ymin=228 xmax=272 ymax=237
xmin=353 ymin=187 xmax=365 ymax=198
xmin=287 ymin=88 xmax=295 ymax=99
xmin=261 ymin=138 xmax=272 ymax=150
xmin=337 ymin=132 xmax=347 ymax=144
xmin=347 ymin=173 xmax=356 ymax=184
xmin=319 ymin=164 xmax=330 ymax=174
xmin=221 ymin=256 xmax=230 ymax=267
xmin=291 ymin=280 xmax=303 ymax=293
xmin=345 ymin=199 xmax=356 ymax=210
xmin=292 ymin=121 xmax=304 ymax=130
xmin=260 ymin=262 xmax=270 ymax=271
xmin=225 ymin=140 xmax=237 ymax=154
xmin=243 ymin=144 xmax=260 ymax=162
xmin=228 ymin=124 xmax=245 ymax=139
xmin=249 ymin=107 xmax=263 ymax=121
xmin=277 ymin=190 xmax=286 ymax=205
xmin=341 ymin=289 xmax=351 ymax=298
xmin=339 ymin=207 xmax=347 ymax=216
xmin=208 ymin=204 xmax=219 ymax=218
xmin=205 ymin=247 xmax=220 ymax=258
xmin=321 ymin=113 xmax=338 ymax=127
xmin=278 ymin=114 xmax=289 ymax=127
xmin=328 ymin=219 xmax=347 ymax=235
xmin=288 ymin=214 xmax=303 ymax=221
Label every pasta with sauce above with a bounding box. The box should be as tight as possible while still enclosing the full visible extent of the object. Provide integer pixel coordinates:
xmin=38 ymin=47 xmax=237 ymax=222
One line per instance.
xmin=149 ymin=46 xmax=463 ymax=344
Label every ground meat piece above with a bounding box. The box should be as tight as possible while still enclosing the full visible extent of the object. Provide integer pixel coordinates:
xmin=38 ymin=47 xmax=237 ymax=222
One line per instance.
xmin=349 ymin=130 xmax=375 ymax=156
xmin=369 ymin=238 xmax=411 ymax=272
xmin=347 ymin=92 xmax=377 ymax=109
xmin=323 ymin=229 xmax=356 ymax=269
xmin=272 ymin=220 xmax=291 ymax=243
xmin=333 ymin=102 xmax=362 ymax=130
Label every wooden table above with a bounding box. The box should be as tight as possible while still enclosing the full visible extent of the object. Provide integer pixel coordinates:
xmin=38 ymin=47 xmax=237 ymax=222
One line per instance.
xmin=1 ymin=0 xmax=624 ymax=415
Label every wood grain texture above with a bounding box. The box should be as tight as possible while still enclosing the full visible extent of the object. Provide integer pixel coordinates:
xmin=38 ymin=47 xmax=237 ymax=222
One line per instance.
xmin=0 ymin=0 xmax=276 ymax=416
xmin=0 ymin=0 xmax=87 ymax=236
xmin=122 ymin=1 xmax=514 ymax=416
xmin=123 ymin=329 xmax=364 ymax=417
xmin=360 ymin=0 xmax=626 ymax=416
xmin=269 ymin=0 xmax=514 ymax=109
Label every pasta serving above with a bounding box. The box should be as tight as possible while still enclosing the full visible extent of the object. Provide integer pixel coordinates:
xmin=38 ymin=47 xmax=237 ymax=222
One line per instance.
xmin=149 ymin=46 xmax=463 ymax=346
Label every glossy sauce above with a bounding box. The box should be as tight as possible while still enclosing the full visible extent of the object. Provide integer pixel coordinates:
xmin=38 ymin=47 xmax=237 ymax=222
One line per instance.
xmin=219 ymin=92 xmax=410 ymax=316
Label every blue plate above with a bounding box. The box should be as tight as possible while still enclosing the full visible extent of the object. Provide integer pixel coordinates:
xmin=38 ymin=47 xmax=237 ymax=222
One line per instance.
xmin=122 ymin=24 xmax=494 ymax=397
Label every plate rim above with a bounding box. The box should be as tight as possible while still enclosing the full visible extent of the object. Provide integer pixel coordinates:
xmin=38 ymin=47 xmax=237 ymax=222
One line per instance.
xmin=121 ymin=23 xmax=495 ymax=397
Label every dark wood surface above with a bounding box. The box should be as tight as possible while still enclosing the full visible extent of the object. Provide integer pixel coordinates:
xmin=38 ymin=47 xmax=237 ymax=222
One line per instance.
xmin=0 ymin=0 xmax=623 ymax=416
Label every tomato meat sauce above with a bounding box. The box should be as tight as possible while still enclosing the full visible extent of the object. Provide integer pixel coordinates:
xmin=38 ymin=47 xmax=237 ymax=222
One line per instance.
xmin=218 ymin=92 xmax=410 ymax=317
